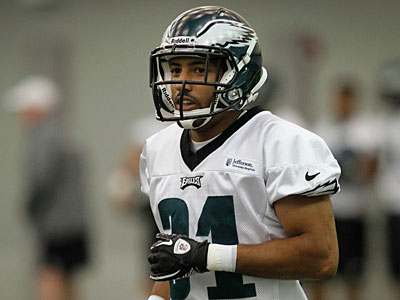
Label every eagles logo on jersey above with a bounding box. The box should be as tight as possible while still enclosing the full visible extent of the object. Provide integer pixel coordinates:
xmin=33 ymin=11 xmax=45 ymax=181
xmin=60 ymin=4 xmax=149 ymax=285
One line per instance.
xmin=180 ymin=175 xmax=203 ymax=190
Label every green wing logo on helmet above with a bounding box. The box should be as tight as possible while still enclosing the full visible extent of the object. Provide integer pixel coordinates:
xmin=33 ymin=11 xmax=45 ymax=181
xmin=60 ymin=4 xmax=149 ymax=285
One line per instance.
xmin=196 ymin=20 xmax=256 ymax=48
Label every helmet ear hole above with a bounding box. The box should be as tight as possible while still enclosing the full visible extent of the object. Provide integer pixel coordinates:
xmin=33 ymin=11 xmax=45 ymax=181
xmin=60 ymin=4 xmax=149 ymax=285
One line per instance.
xmin=227 ymin=88 xmax=242 ymax=101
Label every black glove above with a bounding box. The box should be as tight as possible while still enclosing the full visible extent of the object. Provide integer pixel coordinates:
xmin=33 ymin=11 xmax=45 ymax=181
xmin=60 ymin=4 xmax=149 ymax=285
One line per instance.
xmin=148 ymin=233 xmax=209 ymax=281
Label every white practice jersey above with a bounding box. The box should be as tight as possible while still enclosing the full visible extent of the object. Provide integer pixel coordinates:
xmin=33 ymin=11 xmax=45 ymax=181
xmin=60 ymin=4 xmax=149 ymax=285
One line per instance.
xmin=140 ymin=107 xmax=341 ymax=300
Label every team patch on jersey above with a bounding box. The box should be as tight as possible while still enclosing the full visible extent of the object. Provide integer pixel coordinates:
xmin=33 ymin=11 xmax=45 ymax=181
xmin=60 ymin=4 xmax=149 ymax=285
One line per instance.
xmin=180 ymin=175 xmax=203 ymax=190
xmin=224 ymin=156 xmax=261 ymax=174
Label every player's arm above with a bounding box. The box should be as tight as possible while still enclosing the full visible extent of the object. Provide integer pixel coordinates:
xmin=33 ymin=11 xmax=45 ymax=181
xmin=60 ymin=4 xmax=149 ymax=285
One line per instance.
xmin=236 ymin=194 xmax=338 ymax=279
xmin=148 ymin=281 xmax=170 ymax=300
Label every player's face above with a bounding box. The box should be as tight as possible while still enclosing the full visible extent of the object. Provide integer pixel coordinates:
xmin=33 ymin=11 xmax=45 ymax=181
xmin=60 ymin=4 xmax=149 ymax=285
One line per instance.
xmin=169 ymin=57 xmax=220 ymax=111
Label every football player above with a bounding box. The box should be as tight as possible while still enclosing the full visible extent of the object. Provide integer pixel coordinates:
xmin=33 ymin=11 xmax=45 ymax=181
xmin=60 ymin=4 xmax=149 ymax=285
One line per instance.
xmin=140 ymin=6 xmax=341 ymax=300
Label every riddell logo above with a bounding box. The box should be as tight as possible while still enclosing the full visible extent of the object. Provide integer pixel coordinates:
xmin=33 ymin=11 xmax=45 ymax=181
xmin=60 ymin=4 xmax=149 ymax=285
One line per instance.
xmin=171 ymin=37 xmax=191 ymax=44
xmin=161 ymin=87 xmax=173 ymax=106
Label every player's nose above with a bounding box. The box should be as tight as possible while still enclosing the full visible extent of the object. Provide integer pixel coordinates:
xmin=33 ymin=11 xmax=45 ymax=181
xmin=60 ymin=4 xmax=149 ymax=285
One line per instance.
xmin=174 ymin=71 xmax=193 ymax=91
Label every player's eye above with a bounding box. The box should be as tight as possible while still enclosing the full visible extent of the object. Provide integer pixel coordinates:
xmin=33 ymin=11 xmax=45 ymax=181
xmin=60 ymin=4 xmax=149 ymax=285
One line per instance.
xmin=194 ymin=67 xmax=206 ymax=74
xmin=170 ymin=67 xmax=181 ymax=76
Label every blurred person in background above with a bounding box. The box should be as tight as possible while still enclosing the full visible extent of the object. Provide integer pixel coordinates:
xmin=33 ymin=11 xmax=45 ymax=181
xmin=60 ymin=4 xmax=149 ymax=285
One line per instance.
xmin=376 ymin=58 xmax=400 ymax=300
xmin=308 ymin=80 xmax=379 ymax=300
xmin=106 ymin=114 xmax=166 ymax=295
xmin=4 ymin=75 xmax=90 ymax=300
xmin=257 ymin=67 xmax=307 ymax=128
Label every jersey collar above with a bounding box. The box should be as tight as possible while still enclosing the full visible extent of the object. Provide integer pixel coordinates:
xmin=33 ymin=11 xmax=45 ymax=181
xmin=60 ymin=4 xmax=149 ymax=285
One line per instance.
xmin=180 ymin=106 xmax=264 ymax=171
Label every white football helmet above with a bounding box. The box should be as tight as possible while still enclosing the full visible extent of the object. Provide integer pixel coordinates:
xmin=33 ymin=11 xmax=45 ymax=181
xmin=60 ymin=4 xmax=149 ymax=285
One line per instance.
xmin=149 ymin=6 xmax=268 ymax=129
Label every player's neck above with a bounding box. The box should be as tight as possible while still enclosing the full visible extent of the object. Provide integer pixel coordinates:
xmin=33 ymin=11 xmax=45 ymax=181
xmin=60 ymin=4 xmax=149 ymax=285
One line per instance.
xmin=191 ymin=110 xmax=241 ymax=142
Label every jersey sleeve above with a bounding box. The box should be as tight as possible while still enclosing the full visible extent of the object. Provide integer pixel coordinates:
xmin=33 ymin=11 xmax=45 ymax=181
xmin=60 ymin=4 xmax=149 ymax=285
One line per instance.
xmin=139 ymin=142 xmax=150 ymax=196
xmin=264 ymin=122 xmax=341 ymax=204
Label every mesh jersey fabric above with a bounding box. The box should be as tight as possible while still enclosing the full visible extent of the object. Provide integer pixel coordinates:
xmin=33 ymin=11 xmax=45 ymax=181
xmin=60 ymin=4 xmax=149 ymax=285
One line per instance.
xmin=140 ymin=108 xmax=341 ymax=300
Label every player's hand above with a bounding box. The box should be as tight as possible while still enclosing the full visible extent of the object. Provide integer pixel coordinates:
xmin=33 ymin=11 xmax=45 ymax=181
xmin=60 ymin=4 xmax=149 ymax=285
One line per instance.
xmin=148 ymin=233 xmax=209 ymax=281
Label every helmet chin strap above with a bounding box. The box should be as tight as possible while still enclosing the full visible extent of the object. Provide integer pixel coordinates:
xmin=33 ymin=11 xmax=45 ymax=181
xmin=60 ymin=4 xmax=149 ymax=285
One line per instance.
xmin=177 ymin=116 xmax=212 ymax=129
xmin=174 ymin=105 xmax=216 ymax=129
